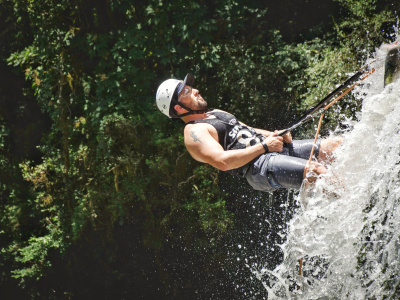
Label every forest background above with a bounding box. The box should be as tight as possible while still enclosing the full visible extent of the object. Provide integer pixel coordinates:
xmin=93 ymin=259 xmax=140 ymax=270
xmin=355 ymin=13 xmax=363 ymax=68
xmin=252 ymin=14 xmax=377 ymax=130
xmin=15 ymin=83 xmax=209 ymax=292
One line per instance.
xmin=0 ymin=0 xmax=398 ymax=299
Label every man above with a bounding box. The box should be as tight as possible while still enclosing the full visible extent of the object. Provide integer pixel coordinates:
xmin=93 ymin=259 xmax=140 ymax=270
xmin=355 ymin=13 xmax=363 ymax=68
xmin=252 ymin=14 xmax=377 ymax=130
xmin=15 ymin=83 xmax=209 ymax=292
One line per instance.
xmin=155 ymin=73 xmax=341 ymax=192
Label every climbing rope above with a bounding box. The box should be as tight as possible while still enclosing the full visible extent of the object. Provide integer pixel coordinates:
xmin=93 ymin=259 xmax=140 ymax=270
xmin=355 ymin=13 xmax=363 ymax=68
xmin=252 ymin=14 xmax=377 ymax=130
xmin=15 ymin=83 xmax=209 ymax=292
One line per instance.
xmin=306 ymin=68 xmax=375 ymax=167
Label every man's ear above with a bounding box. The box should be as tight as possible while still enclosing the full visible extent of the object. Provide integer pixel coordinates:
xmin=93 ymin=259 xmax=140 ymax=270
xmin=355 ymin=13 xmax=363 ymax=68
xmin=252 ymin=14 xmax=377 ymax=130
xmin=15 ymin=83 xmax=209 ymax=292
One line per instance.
xmin=174 ymin=104 xmax=185 ymax=112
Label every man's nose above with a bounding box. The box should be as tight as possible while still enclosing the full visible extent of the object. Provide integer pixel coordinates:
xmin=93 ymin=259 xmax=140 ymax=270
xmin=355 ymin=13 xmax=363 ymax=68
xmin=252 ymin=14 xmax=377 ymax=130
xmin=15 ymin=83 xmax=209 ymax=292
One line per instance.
xmin=192 ymin=88 xmax=199 ymax=95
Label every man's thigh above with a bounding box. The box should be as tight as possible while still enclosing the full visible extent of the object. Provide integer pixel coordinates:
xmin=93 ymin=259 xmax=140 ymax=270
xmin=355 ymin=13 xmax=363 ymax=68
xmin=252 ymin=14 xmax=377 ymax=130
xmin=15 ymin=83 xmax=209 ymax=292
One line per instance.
xmin=283 ymin=139 xmax=321 ymax=160
xmin=268 ymin=154 xmax=308 ymax=189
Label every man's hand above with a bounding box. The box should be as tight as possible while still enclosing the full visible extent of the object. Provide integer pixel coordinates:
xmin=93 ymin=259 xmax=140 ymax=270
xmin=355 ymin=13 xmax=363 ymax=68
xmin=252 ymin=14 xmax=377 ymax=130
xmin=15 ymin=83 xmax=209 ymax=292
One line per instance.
xmin=265 ymin=130 xmax=292 ymax=152
xmin=274 ymin=130 xmax=292 ymax=143
xmin=265 ymin=134 xmax=284 ymax=152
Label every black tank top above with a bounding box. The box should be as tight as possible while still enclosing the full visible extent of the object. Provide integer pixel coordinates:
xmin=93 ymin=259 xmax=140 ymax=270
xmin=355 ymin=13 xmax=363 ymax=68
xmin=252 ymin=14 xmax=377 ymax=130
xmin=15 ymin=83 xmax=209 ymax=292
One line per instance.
xmin=186 ymin=110 xmax=266 ymax=175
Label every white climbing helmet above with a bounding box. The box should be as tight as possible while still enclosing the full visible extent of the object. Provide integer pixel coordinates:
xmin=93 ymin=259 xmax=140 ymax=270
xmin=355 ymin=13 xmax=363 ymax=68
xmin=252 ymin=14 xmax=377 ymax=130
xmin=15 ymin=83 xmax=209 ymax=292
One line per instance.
xmin=155 ymin=73 xmax=195 ymax=118
xmin=156 ymin=78 xmax=181 ymax=118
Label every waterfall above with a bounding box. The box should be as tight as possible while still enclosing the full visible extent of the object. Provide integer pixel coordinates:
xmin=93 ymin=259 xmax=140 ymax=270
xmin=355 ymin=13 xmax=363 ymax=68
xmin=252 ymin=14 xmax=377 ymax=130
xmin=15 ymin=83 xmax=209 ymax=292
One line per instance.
xmin=252 ymin=42 xmax=400 ymax=299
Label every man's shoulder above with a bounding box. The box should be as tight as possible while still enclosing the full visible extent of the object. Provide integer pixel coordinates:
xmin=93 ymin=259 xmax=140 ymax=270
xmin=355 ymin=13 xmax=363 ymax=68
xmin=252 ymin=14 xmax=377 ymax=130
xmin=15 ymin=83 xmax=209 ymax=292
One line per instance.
xmin=184 ymin=121 xmax=214 ymax=133
xmin=184 ymin=120 xmax=219 ymax=143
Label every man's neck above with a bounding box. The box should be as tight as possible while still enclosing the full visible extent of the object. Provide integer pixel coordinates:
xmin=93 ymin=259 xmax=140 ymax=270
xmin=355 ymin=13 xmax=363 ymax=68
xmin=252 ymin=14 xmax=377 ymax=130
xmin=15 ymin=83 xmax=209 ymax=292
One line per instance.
xmin=180 ymin=111 xmax=210 ymax=123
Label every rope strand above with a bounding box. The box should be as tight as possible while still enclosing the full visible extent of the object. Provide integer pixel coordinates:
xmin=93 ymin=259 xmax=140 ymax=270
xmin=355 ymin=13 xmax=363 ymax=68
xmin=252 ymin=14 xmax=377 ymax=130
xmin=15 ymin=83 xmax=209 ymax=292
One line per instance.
xmin=306 ymin=68 xmax=375 ymax=164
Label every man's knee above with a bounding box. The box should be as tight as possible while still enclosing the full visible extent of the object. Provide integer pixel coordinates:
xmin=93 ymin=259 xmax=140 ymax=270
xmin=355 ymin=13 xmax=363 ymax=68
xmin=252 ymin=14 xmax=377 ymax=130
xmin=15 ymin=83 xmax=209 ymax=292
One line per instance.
xmin=303 ymin=161 xmax=327 ymax=184
xmin=319 ymin=137 xmax=343 ymax=163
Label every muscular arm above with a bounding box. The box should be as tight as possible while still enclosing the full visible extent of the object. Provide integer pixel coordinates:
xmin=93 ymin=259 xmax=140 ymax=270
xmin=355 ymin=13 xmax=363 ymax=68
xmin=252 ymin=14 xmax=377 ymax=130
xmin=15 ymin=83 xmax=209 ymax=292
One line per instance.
xmin=253 ymin=128 xmax=274 ymax=137
xmin=184 ymin=124 xmax=266 ymax=171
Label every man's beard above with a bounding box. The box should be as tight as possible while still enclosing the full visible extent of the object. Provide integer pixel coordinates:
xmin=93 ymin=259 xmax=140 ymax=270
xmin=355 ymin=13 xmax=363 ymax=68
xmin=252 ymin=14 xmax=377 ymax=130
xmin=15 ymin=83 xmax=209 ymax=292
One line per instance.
xmin=195 ymin=96 xmax=208 ymax=110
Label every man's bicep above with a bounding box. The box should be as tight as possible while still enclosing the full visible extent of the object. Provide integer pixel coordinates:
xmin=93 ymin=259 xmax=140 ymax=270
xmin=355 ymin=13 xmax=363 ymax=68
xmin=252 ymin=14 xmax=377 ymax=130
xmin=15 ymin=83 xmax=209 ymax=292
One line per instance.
xmin=184 ymin=126 xmax=225 ymax=164
xmin=187 ymin=128 xmax=204 ymax=145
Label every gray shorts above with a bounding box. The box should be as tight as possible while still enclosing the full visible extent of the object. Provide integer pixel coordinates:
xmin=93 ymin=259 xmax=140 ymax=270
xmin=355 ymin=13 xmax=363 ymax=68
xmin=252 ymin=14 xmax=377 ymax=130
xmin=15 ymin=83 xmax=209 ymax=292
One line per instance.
xmin=245 ymin=139 xmax=321 ymax=192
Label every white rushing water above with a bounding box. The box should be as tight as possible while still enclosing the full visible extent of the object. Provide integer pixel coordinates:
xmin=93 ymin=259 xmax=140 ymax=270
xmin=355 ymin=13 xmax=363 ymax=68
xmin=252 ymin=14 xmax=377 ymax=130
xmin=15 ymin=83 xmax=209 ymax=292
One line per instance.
xmin=253 ymin=42 xmax=400 ymax=299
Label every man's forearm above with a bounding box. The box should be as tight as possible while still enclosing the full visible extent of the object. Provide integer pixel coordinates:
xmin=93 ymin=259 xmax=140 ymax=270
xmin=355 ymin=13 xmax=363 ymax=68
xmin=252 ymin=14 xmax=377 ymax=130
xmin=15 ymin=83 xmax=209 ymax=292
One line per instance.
xmin=214 ymin=143 xmax=265 ymax=171
xmin=254 ymin=128 xmax=292 ymax=144
xmin=254 ymin=128 xmax=274 ymax=137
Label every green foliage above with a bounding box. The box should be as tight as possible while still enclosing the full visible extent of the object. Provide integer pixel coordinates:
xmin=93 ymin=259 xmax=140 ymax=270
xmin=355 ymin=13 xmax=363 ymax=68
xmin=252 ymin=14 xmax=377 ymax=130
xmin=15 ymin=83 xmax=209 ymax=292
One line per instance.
xmin=334 ymin=0 xmax=395 ymax=53
xmin=11 ymin=224 xmax=64 ymax=282
xmin=0 ymin=117 xmax=8 ymax=149
xmin=186 ymin=166 xmax=233 ymax=236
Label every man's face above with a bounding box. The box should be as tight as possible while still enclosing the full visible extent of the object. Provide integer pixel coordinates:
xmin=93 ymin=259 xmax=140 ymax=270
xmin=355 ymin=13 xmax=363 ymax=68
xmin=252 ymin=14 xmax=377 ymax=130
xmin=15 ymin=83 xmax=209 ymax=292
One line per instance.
xmin=178 ymin=85 xmax=208 ymax=111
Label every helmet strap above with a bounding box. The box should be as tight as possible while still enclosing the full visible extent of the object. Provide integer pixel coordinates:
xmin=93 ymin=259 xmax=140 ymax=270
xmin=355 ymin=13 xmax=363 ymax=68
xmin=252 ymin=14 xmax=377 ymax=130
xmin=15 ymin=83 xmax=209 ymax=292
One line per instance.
xmin=173 ymin=101 xmax=209 ymax=118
